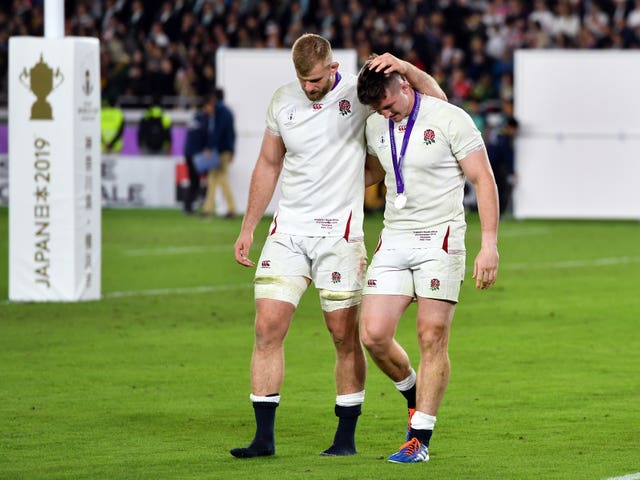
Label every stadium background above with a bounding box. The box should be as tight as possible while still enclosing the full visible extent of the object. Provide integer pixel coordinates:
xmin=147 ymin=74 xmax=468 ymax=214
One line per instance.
xmin=1 ymin=2 xmax=640 ymax=479
xmin=2 ymin=0 xmax=640 ymax=210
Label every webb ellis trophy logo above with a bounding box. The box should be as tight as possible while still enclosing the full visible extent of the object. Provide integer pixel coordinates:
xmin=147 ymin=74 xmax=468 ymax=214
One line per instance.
xmin=19 ymin=53 xmax=64 ymax=120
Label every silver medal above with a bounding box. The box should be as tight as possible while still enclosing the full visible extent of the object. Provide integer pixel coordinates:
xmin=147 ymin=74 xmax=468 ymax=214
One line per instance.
xmin=394 ymin=193 xmax=407 ymax=209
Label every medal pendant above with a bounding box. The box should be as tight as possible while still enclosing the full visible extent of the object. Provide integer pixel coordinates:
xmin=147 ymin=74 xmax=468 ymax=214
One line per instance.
xmin=394 ymin=193 xmax=407 ymax=209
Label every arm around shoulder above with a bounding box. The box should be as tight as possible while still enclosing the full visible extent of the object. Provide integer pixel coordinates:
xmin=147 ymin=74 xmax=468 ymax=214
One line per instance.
xmin=366 ymin=52 xmax=447 ymax=101
xmin=403 ymin=62 xmax=447 ymax=101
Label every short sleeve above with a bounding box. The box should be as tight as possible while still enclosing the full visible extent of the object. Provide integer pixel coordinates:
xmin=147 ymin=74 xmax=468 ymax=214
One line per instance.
xmin=448 ymin=106 xmax=485 ymax=161
xmin=265 ymin=91 xmax=281 ymax=137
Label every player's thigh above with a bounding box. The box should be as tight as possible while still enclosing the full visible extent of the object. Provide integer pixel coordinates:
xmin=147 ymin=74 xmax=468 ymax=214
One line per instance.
xmin=415 ymin=297 xmax=456 ymax=346
xmin=254 ymin=297 xmax=297 ymax=342
xmin=322 ymin=304 xmax=360 ymax=342
xmin=361 ymin=293 xmax=413 ymax=344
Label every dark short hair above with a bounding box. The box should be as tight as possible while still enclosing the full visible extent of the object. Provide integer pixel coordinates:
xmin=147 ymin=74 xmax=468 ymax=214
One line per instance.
xmin=357 ymin=58 xmax=398 ymax=107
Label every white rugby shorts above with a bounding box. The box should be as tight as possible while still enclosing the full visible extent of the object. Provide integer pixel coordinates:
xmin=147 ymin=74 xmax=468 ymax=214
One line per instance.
xmin=364 ymin=247 xmax=465 ymax=302
xmin=255 ymin=233 xmax=367 ymax=291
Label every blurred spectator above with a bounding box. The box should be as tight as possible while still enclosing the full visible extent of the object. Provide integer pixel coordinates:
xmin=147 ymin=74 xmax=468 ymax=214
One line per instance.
xmin=471 ymin=72 xmax=496 ymax=102
xmin=137 ymin=95 xmax=172 ymax=154
xmin=101 ymin=96 xmax=124 ymax=154
xmin=174 ymin=65 xmax=199 ymax=109
xmin=0 ymin=0 xmax=639 ymax=112
xmin=467 ymin=99 xmax=486 ymax=133
xmin=201 ymin=88 xmax=237 ymax=219
xmin=525 ymin=19 xmax=553 ymax=48
xmin=499 ymin=71 xmax=514 ymax=102
xmin=487 ymin=116 xmax=519 ymax=217
xmin=182 ymin=93 xmax=232 ymax=215
xmin=157 ymin=1 xmax=181 ymax=41
xmin=449 ymin=67 xmax=473 ymax=103
xmin=127 ymin=0 xmax=150 ymax=38
xmin=528 ymin=0 xmax=555 ymax=35
xmin=628 ymin=0 xmax=640 ymax=32
xmin=583 ymin=0 xmax=611 ymax=44
xmin=551 ymin=0 xmax=581 ymax=42
xmin=466 ymin=35 xmax=490 ymax=82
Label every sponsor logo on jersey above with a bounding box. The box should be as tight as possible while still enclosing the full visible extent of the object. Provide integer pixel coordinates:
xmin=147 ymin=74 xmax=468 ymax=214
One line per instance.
xmin=338 ymin=99 xmax=351 ymax=116
xmin=399 ymin=124 xmax=407 ymax=132
xmin=312 ymin=103 xmax=323 ymax=110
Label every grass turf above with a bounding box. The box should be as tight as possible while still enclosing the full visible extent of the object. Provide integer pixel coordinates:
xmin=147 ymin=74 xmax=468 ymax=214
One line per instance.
xmin=1 ymin=207 xmax=639 ymax=479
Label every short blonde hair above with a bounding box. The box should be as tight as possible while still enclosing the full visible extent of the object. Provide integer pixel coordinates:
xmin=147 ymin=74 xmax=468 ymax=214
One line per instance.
xmin=291 ymin=33 xmax=332 ymax=76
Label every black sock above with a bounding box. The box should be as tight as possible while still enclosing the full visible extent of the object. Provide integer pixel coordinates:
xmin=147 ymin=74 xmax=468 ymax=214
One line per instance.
xmin=250 ymin=399 xmax=278 ymax=448
xmin=230 ymin=397 xmax=279 ymax=458
xmin=321 ymin=404 xmax=361 ymax=456
xmin=409 ymin=427 xmax=433 ymax=447
xmin=400 ymin=385 xmax=417 ymax=410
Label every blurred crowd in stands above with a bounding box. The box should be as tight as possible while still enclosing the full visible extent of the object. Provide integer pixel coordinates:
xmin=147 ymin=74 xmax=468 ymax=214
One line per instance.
xmin=1 ymin=0 xmax=640 ymax=112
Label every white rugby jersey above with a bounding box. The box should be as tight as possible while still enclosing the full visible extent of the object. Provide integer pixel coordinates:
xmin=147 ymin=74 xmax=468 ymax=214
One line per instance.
xmin=365 ymin=95 xmax=484 ymax=249
xmin=266 ymin=72 xmax=369 ymax=239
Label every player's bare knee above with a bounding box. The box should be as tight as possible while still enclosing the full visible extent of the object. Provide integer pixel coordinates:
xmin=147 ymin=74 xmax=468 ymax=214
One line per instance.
xmin=361 ymin=329 xmax=387 ymax=356
xmin=360 ymin=328 xmax=374 ymax=351
xmin=417 ymin=322 xmax=449 ymax=348
xmin=328 ymin=325 xmax=359 ymax=349
xmin=254 ymin=318 xmax=285 ymax=346
xmin=254 ymin=275 xmax=307 ymax=307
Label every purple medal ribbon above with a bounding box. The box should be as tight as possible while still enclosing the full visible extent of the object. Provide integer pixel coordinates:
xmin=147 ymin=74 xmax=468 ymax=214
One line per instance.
xmin=331 ymin=71 xmax=342 ymax=90
xmin=388 ymin=90 xmax=421 ymax=199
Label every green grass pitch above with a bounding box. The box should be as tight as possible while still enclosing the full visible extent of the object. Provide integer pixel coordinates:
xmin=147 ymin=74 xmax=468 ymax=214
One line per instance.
xmin=1 ymin=206 xmax=639 ymax=479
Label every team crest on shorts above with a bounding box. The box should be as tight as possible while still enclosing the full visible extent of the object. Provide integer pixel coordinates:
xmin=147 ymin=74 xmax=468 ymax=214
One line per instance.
xmin=338 ymin=99 xmax=351 ymax=116
xmin=430 ymin=278 xmax=440 ymax=291
xmin=331 ymin=271 xmax=342 ymax=284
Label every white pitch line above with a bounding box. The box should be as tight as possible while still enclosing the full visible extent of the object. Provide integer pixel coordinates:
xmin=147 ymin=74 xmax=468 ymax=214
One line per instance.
xmin=502 ymin=256 xmax=640 ymax=271
xmin=495 ymin=227 xmax=551 ymax=237
xmin=121 ymin=246 xmax=228 ymax=256
xmin=4 ymin=256 xmax=637 ymax=304
xmin=105 ymin=255 xmax=639 ymax=299
xmin=103 ymin=283 xmax=253 ymax=299
xmin=121 ymin=243 xmax=264 ymax=256
xmin=604 ymin=473 xmax=640 ymax=480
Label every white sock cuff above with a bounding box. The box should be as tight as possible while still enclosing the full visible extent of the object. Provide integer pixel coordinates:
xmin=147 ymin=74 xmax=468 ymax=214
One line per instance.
xmin=336 ymin=390 xmax=365 ymax=407
xmin=250 ymin=393 xmax=281 ymax=404
xmin=393 ymin=367 xmax=417 ymax=392
xmin=410 ymin=411 xmax=437 ymax=430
